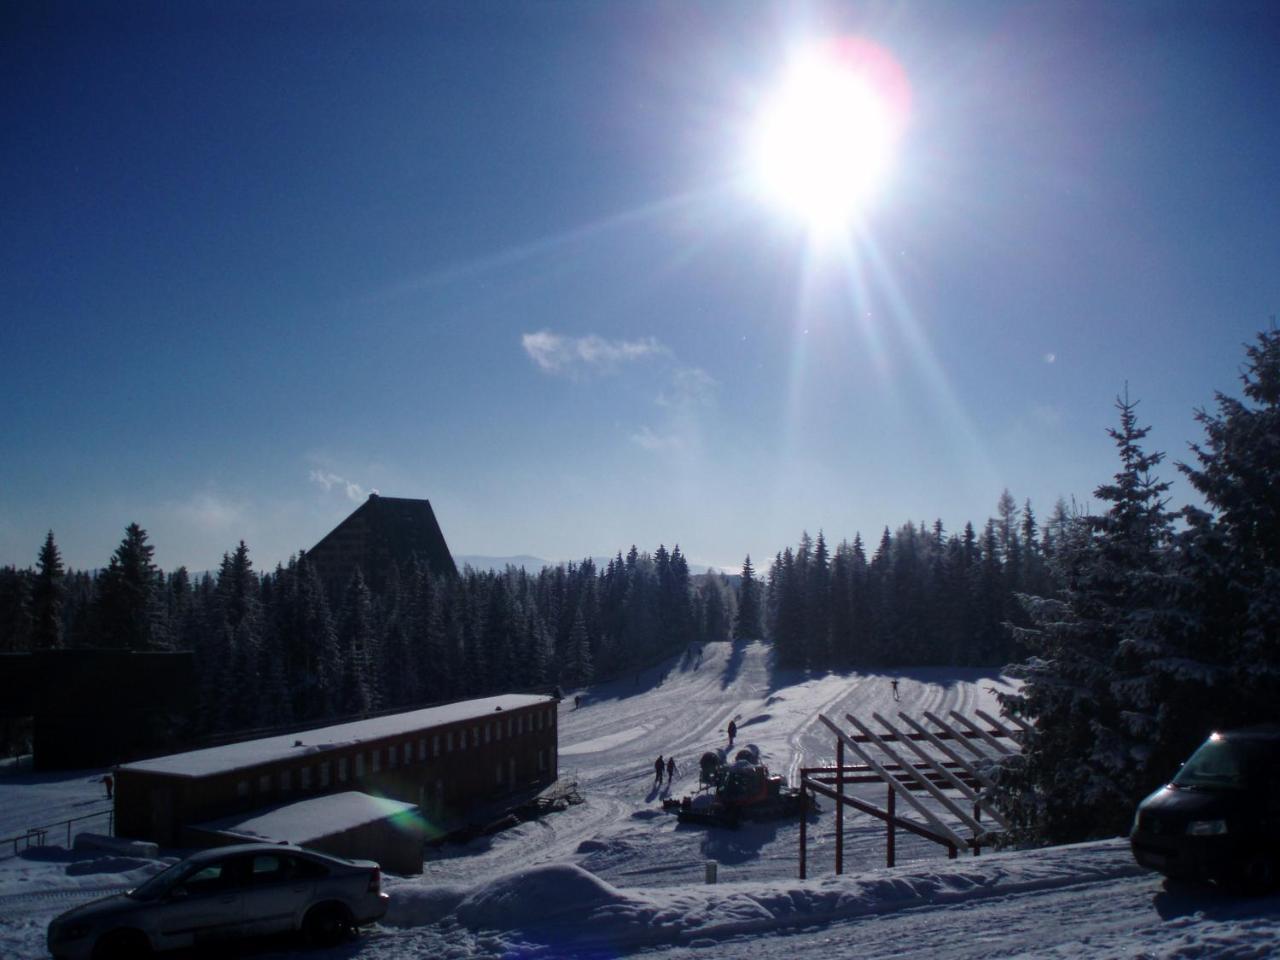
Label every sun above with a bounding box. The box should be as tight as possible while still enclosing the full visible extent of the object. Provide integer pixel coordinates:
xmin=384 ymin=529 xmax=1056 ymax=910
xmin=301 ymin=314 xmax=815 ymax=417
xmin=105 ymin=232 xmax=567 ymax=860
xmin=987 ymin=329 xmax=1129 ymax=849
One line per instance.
xmin=750 ymin=39 xmax=909 ymax=233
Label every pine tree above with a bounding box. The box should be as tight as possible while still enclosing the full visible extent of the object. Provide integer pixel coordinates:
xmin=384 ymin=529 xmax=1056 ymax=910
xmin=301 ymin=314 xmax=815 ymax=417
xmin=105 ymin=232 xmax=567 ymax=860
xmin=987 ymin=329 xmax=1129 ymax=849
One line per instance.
xmin=997 ymin=391 xmax=1178 ymax=842
xmin=734 ymin=555 xmax=763 ymax=640
xmin=1166 ymin=326 xmax=1280 ymax=743
xmin=95 ymin=523 xmax=168 ymax=650
xmin=31 ymin=531 xmax=65 ymax=650
xmin=564 ymin=606 xmax=593 ymax=686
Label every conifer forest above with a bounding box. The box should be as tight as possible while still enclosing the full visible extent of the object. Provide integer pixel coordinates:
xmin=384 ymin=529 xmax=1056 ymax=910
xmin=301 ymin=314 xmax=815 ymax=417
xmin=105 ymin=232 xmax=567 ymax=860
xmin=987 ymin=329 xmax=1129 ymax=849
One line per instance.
xmin=2 ymin=326 xmax=1278 ymax=845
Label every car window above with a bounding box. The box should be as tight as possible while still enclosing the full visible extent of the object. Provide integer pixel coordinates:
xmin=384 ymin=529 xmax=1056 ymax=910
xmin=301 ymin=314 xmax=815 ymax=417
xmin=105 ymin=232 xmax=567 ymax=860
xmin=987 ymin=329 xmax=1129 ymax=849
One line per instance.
xmin=177 ymin=862 xmax=228 ymax=895
xmin=1173 ymin=738 xmax=1253 ymax=790
xmin=248 ymin=854 xmax=289 ymax=883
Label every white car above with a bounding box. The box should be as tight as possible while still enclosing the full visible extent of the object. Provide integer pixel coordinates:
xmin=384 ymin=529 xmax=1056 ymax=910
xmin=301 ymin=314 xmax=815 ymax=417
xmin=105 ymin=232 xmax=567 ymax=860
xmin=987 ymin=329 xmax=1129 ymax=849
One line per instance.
xmin=47 ymin=842 xmax=389 ymax=959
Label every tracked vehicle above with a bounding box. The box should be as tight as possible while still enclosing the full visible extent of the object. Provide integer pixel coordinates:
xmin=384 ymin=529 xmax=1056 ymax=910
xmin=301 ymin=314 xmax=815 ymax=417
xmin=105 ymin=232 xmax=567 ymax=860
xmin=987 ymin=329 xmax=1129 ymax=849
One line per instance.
xmin=663 ymin=745 xmax=810 ymax=828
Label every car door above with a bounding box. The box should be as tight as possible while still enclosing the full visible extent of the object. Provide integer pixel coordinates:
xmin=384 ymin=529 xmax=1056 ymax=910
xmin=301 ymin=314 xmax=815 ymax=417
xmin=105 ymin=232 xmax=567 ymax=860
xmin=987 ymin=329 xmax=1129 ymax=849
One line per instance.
xmin=150 ymin=857 xmax=245 ymax=950
xmin=239 ymin=852 xmax=323 ymax=936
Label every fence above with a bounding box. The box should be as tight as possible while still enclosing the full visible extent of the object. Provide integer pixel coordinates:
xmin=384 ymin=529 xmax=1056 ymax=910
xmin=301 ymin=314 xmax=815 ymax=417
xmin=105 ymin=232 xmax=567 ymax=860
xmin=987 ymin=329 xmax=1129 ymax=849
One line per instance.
xmin=1 ymin=807 xmax=115 ymax=860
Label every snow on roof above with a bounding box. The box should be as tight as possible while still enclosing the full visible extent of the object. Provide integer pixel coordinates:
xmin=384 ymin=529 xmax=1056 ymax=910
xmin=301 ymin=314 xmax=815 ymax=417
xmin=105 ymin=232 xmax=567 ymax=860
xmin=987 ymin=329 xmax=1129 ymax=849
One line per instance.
xmin=196 ymin=791 xmax=417 ymax=844
xmin=118 ymin=693 xmax=553 ymax=778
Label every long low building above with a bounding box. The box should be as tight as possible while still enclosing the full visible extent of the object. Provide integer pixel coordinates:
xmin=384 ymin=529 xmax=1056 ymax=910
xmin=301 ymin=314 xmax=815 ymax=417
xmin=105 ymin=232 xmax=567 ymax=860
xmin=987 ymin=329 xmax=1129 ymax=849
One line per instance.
xmin=115 ymin=693 xmax=559 ymax=847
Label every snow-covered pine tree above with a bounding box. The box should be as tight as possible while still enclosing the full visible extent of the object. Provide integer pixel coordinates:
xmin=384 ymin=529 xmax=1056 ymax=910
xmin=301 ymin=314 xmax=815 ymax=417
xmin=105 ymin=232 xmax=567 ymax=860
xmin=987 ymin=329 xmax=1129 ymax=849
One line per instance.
xmin=1176 ymin=325 xmax=1280 ymax=730
xmin=996 ymin=391 xmax=1177 ymax=842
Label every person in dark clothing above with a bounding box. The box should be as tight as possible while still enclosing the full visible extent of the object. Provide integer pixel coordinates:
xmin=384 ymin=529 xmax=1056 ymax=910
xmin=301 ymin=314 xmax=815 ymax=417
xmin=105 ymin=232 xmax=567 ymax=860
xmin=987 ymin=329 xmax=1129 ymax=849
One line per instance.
xmin=891 ymin=679 xmax=900 ymax=701
xmin=654 ymin=755 xmax=664 ymax=785
xmin=666 ymin=756 xmax=676 ymax=784
xmin=727 ymin=720 xmax=737 ymax=747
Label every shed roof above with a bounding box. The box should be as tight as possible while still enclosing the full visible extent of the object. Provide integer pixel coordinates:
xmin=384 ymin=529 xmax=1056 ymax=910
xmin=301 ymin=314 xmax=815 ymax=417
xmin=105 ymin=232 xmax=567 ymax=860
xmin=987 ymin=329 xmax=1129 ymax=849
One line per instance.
xmin=119 ymin=693 xmax=553 ymax=778
xmin=196 ymin=791 xmax=418 ymax=845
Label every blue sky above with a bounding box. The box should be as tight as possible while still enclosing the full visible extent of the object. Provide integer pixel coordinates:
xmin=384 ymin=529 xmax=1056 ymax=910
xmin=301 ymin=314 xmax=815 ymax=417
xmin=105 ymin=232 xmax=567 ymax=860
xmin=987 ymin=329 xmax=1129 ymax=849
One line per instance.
xmin=3 ymin=1 xmax=1278 ymax=574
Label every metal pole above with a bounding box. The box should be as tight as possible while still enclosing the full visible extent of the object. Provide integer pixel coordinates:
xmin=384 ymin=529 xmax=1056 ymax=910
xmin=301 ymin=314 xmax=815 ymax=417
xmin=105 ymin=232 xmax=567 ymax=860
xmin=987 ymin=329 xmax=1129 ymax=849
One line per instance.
xmin=974 ymin=801 xmax=981 ymax=856
xmin=887 ymin=785 xmax=896 ymax=868
xmin=799 ymin=781 xmax=808 ymax=879
xmin=835 ymin=740 xmax=844 ymax=875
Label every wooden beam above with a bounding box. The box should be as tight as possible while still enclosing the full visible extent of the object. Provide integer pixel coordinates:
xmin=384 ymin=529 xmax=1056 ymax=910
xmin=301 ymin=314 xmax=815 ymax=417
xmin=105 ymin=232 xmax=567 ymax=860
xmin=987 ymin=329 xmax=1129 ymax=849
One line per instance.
xmin=922 ymin=710 xmax=990 ymax=760
xmin=801 ymin=778 xmax=957 ymax=847
xmin=974 ymin=708 xmax=1021 ymax=741
xmin=818 ymin=715 xmax=966 ymax=848
xmin=845 ymin=713 xmax=986 ymax=837
xmin=894 ymin=712 xmax=1011 ymax=830
xmin=948 ymin=710 xmax=1013 ymax=755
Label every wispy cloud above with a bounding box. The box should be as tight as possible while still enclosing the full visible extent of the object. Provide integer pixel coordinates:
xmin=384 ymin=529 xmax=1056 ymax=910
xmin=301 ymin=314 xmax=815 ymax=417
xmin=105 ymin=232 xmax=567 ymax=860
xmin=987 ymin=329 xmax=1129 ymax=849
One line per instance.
xmin=630 ymin=426 xmax=684 ymax=452
xmin=309 ymin=470 xmax=367 ymax=502
xmin=657 ymin=366 xmax=718 ymax=410
xmin=522 ymin=330 xmax=668 ymax=378
xmin=167 ymin=492 xmax=247 ymax=533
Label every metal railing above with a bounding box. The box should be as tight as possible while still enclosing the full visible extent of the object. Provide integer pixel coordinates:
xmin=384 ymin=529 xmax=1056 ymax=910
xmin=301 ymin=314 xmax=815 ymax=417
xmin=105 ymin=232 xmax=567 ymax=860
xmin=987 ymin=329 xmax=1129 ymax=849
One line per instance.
xmin=1 ymin=806 xmax=114 ymax=860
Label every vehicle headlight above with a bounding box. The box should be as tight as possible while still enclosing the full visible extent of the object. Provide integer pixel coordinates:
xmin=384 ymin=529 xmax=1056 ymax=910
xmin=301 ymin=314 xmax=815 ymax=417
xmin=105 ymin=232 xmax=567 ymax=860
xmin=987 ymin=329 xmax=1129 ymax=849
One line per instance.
xmin=1186 ymin=819 xmax=1228 ymax=836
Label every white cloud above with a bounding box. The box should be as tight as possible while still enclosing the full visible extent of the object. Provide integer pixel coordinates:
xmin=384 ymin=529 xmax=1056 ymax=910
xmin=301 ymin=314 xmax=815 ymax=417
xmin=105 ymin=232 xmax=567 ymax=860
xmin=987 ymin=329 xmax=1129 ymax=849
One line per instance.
xmin=630 ymin=426 xmax=684 ymax=452
xmin=657 ymin=366 xmax=718 ymax=409
xmin=309 ymin=470 xmax=367 ymax=502
xmin=522 ymin=330 xmax=668 ymax=377
xmin=168 ymin=492 xmax=246 ymax=533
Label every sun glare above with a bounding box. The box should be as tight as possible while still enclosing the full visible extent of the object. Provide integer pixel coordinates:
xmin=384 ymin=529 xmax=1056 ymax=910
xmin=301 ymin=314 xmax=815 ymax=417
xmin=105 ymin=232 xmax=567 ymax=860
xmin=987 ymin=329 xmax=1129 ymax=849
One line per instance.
xmin=751 ymin=39 xmax=909 ymax=233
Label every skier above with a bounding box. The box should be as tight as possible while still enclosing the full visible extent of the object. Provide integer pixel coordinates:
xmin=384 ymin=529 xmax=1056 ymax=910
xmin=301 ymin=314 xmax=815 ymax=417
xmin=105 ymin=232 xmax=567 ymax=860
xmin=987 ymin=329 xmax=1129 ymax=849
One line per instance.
xmin=666 ymin=756 xmax=676 ymax=784
xmin=891 ymin=679 xmax=900 ymax=702
xmin=654 ymin=755 xmax=665 ymax=785
xmin=727 ymin=720 xmax=737 ymax=747
xmin=574 ymin=695 xmax=582 ymax=710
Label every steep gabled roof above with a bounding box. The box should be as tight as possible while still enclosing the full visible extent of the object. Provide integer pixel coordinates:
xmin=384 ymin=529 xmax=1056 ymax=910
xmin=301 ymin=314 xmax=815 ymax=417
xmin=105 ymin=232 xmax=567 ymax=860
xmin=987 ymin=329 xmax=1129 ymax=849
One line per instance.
xmin=308 ymin=493 xmax=458 ymax=590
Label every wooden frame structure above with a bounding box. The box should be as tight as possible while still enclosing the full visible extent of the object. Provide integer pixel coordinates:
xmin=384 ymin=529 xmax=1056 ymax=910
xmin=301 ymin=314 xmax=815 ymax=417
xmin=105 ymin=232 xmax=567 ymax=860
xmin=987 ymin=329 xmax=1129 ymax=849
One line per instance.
xmin=798 ymin=708 xmax=1028 ymax=878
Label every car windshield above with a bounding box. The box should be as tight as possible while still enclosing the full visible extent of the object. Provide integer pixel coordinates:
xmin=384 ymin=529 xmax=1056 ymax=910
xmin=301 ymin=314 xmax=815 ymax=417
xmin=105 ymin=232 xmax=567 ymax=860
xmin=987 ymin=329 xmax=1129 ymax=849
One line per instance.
xmin=127 ymin=859 xmax=193 ymax=901
xmin=1172 ymin=737 xmax=1257 ymax=791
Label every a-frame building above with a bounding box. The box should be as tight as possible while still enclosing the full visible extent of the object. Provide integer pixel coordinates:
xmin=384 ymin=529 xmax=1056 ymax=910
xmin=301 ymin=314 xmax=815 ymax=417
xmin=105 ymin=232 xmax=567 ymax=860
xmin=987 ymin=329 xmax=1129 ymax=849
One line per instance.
xmin=307 ymin=493 xmax=457 ymax=592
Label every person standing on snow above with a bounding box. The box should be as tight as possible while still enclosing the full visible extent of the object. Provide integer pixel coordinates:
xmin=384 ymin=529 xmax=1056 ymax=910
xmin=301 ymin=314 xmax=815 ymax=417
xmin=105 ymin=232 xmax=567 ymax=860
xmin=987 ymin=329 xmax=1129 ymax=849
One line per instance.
xmin=654 ymin=755 xmax=665 ymax=785
xmin=666 ymin=756 xmax=676 ymax=784
xmin=727 ymin=720 xmax=737 ymax=747
xmin=891 ymin=679 xmax=900 ymax=702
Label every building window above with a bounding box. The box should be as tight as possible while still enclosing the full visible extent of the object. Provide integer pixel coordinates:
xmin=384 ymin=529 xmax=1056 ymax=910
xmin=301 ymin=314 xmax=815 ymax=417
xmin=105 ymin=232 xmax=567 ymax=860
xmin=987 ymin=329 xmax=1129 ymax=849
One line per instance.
xmin=459 ymin=729 xmax=466 ymax=752
xmin=418 ymin=738 xmax=427 ymax=761
xmin=238 ymin=780 xmax=250 ymax=798
xmin=496 ymin=763 xmax=503 ymax=785
xmin=433 ymin=735 xmax=440 ymax=757
xmin=508 ymin=718 xmax=514 ymax=737
xmin=279 ymin=769 xmax=292 ymax=791
xmin=389 ymin=745 xmax=398 ymax=769
xmin=355 ymin=754 xmax=365 ymax=777
xmin=538 ymin=750 xmax=546 ymax=772
xmin=485 ymin=723 xmax=491 ymax=745
xmin=404 ymin=742 xmax=412 ymax=765
xmin=338 ymin=757 xmax=348 ymax=782
xmin=535 ymin=712 xmax=542 ymax=731
xmin=472 ymin=726 xmax=480 ymax=747
xmin=446 ymin=731 xmax=454 ymax=752
xmin=372 ymin=750 xmax=381 ymax=773
xmin=517 ymin=716 xmax=524 ymax=735
xmin=300 ymin=767 xmax=312 ymax=789
xmin=320 ymin=762 xmax=331 ymax=787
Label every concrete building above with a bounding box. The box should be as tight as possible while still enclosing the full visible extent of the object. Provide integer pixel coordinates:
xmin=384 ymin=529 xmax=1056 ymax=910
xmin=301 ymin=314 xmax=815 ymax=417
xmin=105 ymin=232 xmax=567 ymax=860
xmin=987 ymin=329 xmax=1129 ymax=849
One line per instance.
xmin=114 ymin=693 xmax=558 ymax=849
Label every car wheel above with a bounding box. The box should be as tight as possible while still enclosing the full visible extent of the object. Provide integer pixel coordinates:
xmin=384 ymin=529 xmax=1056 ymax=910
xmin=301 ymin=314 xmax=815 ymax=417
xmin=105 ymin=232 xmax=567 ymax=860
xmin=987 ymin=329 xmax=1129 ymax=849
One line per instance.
xmin=303 ymin=902 xmax=354 ymax=947
xmin=1237 ymin=853 xmax=1279 ymax=894
xmin=91 ymin=929 xmax=152 ymax=960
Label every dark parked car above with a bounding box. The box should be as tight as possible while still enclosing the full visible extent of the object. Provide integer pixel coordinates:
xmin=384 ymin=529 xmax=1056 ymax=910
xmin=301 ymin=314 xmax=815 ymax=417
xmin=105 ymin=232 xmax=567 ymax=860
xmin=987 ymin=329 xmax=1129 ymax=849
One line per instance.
xmin=47 ymin=842 xmax=389 ymax=960
xmin=1130 ymin=725 xmax=1280 ymax=890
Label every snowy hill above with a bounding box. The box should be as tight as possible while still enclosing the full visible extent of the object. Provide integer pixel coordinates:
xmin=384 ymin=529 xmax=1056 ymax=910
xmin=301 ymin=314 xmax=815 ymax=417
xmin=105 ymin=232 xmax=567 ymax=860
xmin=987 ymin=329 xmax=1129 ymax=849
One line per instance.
xmin=3 ymin=642 xmax=1277 ymax=959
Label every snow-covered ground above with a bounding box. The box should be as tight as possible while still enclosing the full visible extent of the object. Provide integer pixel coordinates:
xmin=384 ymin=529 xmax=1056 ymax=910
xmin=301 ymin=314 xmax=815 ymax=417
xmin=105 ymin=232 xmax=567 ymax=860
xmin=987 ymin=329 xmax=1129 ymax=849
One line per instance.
xmin=3 ymin=641 xmax=1277 ymax=958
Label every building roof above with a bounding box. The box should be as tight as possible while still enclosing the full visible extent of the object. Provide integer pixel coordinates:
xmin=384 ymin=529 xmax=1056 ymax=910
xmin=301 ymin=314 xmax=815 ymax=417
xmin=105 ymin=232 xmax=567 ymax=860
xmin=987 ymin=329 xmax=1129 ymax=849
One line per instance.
xmin=118 ymin=693 xmax=554 ymax=778
xmin=307 ymin=493 xmax=458 ymax=588
xmin=196 ymin=791 xmax=418 ymax=845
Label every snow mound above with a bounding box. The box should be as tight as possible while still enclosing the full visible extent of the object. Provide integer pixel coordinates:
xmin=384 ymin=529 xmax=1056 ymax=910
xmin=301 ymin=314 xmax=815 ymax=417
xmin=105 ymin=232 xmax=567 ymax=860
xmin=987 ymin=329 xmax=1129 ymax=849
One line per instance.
xmin=65 ymin=856 xmax=157 ymax=877
xmin=455 ymin=862 xmax=632 ymax=930
xmin=382 ymin=882 xmax=470 ymax=926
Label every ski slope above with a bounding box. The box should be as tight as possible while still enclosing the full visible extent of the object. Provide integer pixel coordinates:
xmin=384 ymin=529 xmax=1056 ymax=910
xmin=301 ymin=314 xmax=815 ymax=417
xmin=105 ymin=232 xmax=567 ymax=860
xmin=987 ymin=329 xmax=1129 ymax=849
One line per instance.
xmin=3 ymin=641 xmax=1278 ymax=959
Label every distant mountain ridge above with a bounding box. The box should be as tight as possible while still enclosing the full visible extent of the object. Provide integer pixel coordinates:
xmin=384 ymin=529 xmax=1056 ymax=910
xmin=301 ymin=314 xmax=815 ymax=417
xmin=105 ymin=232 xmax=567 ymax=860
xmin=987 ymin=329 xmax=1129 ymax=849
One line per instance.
xmin=455 ymin=554 xmax=723 ymax=575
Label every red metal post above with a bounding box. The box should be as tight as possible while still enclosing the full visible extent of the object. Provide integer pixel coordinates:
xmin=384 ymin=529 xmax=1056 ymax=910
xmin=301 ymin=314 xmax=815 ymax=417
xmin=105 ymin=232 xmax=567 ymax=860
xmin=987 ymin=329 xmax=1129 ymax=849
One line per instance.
xmin=835 ymin=739 xmax=844 ymax=875
xmin=886 ymin=785 xmax=896 ymax=868
xmin=799 ymin=781 xmax=808 ymax=879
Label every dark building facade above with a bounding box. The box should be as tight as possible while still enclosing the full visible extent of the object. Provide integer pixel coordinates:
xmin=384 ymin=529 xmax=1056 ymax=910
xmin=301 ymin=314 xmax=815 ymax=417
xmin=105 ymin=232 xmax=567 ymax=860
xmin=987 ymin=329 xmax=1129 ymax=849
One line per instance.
xmin=114 ymin=694 xmax=559 ymax=847
xmin=0 ymin=649 xmax=195 ymax=769
xmin=307 ymin=493 xmax=457 ymax=592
